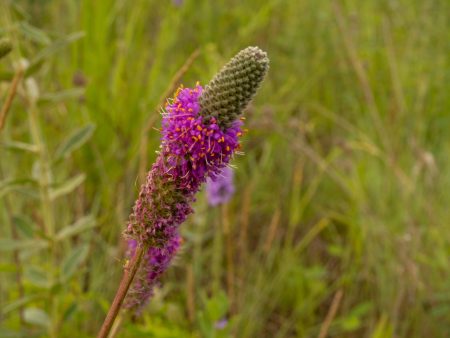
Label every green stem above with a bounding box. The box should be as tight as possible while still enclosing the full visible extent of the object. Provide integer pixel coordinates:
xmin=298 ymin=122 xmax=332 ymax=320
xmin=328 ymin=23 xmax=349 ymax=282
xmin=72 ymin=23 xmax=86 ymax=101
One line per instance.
xmin=212 ymin=208 xmax=223 ymax=293
xmin=28 ymin=102 xmax=58 ymax=338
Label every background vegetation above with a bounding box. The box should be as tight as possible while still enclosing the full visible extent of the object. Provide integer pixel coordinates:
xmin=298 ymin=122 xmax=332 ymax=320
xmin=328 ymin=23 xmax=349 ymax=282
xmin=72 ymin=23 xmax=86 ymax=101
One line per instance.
xmin=1 ymin=0 xmax=449 ymax=337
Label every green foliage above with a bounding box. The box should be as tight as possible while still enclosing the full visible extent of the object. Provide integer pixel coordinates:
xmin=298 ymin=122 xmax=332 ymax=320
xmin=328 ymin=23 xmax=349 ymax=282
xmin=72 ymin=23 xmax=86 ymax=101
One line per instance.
xmin=0 ymin=38 xmax=13 ymax=59
xmin=1 ymin=0 xmax=449 ymax=337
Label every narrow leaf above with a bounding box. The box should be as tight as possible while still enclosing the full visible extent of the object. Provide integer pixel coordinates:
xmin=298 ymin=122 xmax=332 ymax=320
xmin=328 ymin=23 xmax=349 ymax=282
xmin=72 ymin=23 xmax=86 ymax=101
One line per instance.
xmin=54 ymin=124 xmax=95 ymax=160
xmin=61 ymin=244 xmax=89 ymax=281
xmin=23 ymin=307 xmax=50 ymax=329
xmin=0 ymin=178 xmax=38 ymax=198
xmin=18 ymin=22 xmax=51 ymax=45
xmin=29 ymin=32 xmax=84 ymax=69
xmin=0 ymin=239 xmax=48 ymax=252
xmin=38 ymin=88 xmax=85 ymax=104
xmin=24 ymin=266 xmax=51 ymax=289
xmin=49 ymin=173 xmax=85 ymax=200
xmin=55 ymin=216 xmax=96 ymax=241
xmin=1 ymin=295 xmax=40 ymax=315
xmin=13 ymin=215 xmax=36 ymax=238
xmin=0 ymin=141 xmax=39 ymax=153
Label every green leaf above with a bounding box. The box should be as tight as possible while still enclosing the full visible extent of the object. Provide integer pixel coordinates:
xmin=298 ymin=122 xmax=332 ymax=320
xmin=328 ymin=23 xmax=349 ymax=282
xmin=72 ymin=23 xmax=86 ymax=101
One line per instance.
xmin=61 ymin=244 xmax=89 ymax=281
xmin=2 ymin=295 xmax=41 ymax=315
xmin=29 ymin=32 xmax=84 ymax=71
xmin=0 ymin=239 xmax=48 ymax=252
xmin=24 ymin=266 xmax=51 ymax=289
xmin=23 ymin=307 xmax=50 ymax=329
xmin=55 ymin=215 xmax=96 ymax=241
xmin=0 ymin=141 xmax=39 ymax=153
xmin=38 ymin=88 xmax=85 ymax=104
xmin=0 ymin=178 xmax=38 ymax=198
xmin=49 ymin=173 xmax=85 ymax=200
xmin=54 ymin=124 xmax=95 ymax=160
xmin=62 ymin=303 xmax=78 ymax=321
xmin=13 ymin=215 xmax=36 ymax=238
xmin=18 ymin=22 xmax=51 ymax=45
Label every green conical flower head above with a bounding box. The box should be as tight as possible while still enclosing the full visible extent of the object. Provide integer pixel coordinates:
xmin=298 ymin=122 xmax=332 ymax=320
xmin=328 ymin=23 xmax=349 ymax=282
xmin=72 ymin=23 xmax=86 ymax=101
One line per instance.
xmin=0 ymin=38 xmax=13 ymax=60
xmin=199 ymin=46 xmax=269 ymax=129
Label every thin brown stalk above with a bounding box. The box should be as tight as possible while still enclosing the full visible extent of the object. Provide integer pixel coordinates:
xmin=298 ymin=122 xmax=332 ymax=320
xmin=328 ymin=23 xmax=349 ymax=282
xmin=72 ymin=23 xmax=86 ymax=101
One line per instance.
xmin=0 ymin=66 xmax=24 ymax=132
xmin=317 ymin=289 xmax=344 ymax=338
xmin=263 ymin=208 xmax=281 ymax=253
xmin=222 ymin=203 xmax=235 ymax=311
xmin=97 ymin=245 xmax=146 ymax=338
xmin=237 ymin=184 xmax=252 ymax=310
xmin=138 ymin=49 xmax=200 ymax=182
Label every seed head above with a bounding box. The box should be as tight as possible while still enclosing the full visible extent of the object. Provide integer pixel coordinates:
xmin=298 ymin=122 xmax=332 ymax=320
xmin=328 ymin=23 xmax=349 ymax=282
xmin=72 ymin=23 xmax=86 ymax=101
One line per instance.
xmin=199 ymin=46 xmax=269 ymax=129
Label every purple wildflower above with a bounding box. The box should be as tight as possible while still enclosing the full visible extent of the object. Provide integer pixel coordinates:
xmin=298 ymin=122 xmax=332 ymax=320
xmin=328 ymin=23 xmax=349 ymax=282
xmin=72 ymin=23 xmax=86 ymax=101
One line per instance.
xmin=206 ymin=166 xmax=235 ymax=206
xmin=214 ymin=318 xmax=228 ymax=330
xmin=124 ymin=85 xmax=243 ymax=312
xmin=123 ymin=47 xmax=269 ymax=314
xmin=161 ymin=84 xmax=243 ymax=191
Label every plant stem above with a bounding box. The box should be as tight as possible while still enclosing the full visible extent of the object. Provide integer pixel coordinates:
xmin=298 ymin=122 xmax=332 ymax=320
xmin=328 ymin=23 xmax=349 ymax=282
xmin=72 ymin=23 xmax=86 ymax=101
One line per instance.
xmin=2 ymin=188 xmax=26 ymax=325
xmin=108 ymin=313 xmax=124 ymax=338
xmin=222 ymin=204 xmax=235 ymax=311
xmin=212 ymin=208 xmax=223 ymax=293
xmin=0 ymin=66 xmax=24 ymax=132
xmin=28 ymin=100 xmax=58 ymax=338
xmin=97 ymin=244 xmax=146 ymax=338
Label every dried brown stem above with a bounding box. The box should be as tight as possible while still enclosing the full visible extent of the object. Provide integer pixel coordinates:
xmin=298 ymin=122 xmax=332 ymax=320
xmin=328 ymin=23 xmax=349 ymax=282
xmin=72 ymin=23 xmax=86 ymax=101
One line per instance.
xmin=0 ymin=66 xmax=24 ymax=131
xmin=317 ymin=289 xmax=344 ymax=338
xmin=222 ymin=203 xmax=235 ymax=311
xmin=97 ymin=245 xmax=145 ymax=338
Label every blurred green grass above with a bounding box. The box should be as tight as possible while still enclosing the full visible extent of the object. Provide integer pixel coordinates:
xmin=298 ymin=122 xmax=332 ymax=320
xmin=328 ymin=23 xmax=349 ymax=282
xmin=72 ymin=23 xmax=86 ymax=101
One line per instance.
xmin=1 ymin=0 xmax=449 ymax=337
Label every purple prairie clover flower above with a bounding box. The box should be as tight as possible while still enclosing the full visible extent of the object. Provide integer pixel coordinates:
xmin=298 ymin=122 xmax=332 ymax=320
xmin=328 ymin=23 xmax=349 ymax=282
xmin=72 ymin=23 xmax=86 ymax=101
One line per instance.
xmin=161 ymin=84 xmax=243 ymax=192
xmin=206 ymin=166 xmax=235 ymax=206
xmin=123 ymin=47 xmax=269 ymax=314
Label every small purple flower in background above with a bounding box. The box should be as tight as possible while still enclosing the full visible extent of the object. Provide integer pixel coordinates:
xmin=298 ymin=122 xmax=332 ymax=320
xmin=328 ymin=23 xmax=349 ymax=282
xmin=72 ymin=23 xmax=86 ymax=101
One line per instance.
xmin=206 ymin=166 xmax=235 ymax=206
xmin=172 ymin=0 xmax=183 ymax=6
xmin=214 ymin=318 xmax=228 ymax=330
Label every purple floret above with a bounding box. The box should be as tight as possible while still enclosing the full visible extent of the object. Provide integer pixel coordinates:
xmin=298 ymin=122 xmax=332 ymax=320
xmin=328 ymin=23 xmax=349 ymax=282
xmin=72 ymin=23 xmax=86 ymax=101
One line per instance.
xmin=125 ymin=233 xmax=181 ymax=312
xmin=161 ymin=85 xmax=242 ymax=191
